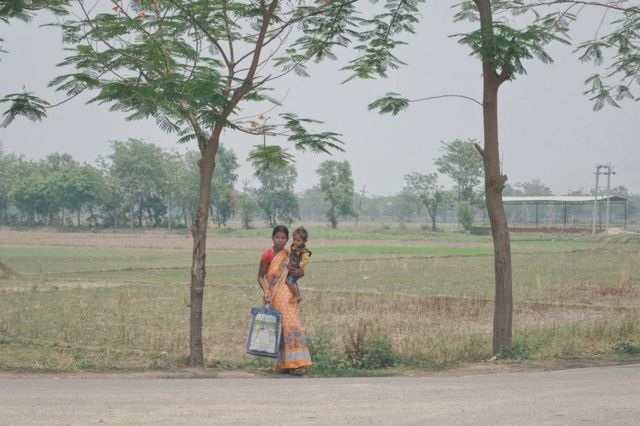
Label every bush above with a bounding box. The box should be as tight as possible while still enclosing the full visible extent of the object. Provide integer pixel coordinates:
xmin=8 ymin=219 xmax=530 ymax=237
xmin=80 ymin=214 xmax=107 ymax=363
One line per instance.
xmin=612 ymin=340 xmax=640 ymax=355
xmin=342 ymin=320 xmax=395 ymax=369
xmin=458 ymin=201 xmax=475 ymax=232
xmin=307 ymin=328 xmax=345 ymax=375
xmin=359 ymin=335 xmax=396 ymax=369
xmin=499 ymin=341 xmax=531 ymax=360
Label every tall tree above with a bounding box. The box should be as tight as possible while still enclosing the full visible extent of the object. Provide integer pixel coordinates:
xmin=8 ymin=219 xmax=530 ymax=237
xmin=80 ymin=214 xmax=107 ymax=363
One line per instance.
xmin=317 ymin=160 xmax=355 ymax=229
xmin=367 ymin=0 xmax=639 ymax=354
xmin=107 ymin=140 xmax=166 ymax=228
xmin=1 ymin=0 xmax=388 ymax=367
xmin=403 ymin=172 xmax=444 ymax=232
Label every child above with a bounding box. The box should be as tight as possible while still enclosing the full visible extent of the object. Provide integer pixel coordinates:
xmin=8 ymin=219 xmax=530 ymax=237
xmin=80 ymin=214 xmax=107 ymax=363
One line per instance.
xmin=286 ymin=227 xmax=311 ymax=304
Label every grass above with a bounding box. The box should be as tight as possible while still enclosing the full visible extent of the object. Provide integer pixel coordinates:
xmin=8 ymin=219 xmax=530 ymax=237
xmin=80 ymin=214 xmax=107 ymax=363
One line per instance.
xmin=1 ymin=225 xmax=640 ymax=374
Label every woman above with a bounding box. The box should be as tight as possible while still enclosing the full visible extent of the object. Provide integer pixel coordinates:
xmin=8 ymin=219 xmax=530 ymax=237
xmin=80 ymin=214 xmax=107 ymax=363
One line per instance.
xmin=257 ymin=225 xmax=312 ymax=376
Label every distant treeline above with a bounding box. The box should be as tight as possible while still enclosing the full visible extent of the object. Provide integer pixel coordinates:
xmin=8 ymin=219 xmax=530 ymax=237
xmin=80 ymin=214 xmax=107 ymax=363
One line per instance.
xmin=1 ymin=140 xmax=638 ymax=229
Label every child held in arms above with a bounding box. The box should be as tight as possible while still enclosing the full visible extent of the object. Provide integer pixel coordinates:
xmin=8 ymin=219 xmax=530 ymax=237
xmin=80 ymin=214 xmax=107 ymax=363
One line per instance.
xmin=286 ymin=227 xmax=311 ymax=304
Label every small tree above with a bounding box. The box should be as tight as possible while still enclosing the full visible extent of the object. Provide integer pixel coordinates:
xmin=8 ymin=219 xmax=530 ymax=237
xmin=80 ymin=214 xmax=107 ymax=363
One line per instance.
xmin=435 ymin=138 xmax=484 ymax=203
xmin=210 ymin=145 xmax=239 ymax=228
xmin=403 ymin=172 xmax=444 ymax=232
xmin=238 ymin=180 xmax=258 ymax=230
xmin=317 ymin=160 xmax=355 ymax=229
xmin=458 ymin=200 xmax=476 ymax=232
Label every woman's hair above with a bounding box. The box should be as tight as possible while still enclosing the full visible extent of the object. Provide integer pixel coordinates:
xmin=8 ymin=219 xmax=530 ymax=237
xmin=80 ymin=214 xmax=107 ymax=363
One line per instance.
xmin=293 ymin=227 xmax=308 ymax=241
xmin=272 ymin=225 xmax=289 ymax=238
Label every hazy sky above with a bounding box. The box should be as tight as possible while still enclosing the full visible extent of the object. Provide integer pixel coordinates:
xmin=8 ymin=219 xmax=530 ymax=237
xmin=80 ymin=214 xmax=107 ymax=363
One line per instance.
xmin=1 ymin=2 xmax=638 ymax=196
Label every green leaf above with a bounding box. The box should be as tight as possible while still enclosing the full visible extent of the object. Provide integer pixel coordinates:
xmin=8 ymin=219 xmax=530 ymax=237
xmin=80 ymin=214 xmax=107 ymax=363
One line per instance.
xmin=248 ymin=144 xmax=296 ymax=175
xmin=0 ymin=92 xmax=50 ymax=127
xmin=367 ymin=92 xmax=410 ymax=115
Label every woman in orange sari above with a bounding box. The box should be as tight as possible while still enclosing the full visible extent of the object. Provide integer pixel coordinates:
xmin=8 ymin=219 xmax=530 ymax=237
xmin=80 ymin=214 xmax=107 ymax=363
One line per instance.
xmin=257 ymin=225 xmax=312 ymax=376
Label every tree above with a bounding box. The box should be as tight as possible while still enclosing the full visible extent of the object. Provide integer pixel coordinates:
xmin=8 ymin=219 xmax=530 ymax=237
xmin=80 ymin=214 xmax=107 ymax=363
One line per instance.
xmin=0 ymin=144 xmax=21 ymax=224
xmin=107 ymin=140 xmax=166 ymax=228
xmin=299 ymin=186 xmax=326 ymax=221
xmin=403 ymin=172 xmax=444 ymax=232
xmin=435 ymin=138 xmax=484 ymax=203
xmin=3 ymin=0 xmax=374 ymax=367
xmin=52 ymin=163 xmax=103 ymax=227
xmin=210 ymin=145 xmax=239 ymax=227
xmin=504 ymin=179 xmax=553 ymax=196
xmin=367 ymin=0 xmax=640 ymax=354
xmin=161 ymin=150 xmax=184 ymax=230
xmin=8 ymin=162 xmax=56 ymax=225
xmin=251 ymin=157 xmax=299 ymax=227
xmin=317 ymin=160 xmax=355 ymax=228
xmin=238 ymin=180 xmax=259 ymax=230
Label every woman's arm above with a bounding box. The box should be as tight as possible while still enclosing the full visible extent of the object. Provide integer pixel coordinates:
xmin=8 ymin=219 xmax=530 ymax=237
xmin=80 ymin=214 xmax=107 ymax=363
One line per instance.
xmin=257 ymin=262 xmax=271 ymax=303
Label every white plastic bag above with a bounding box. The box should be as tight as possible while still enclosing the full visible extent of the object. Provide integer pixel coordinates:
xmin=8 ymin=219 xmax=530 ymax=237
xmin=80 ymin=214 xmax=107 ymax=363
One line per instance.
xmin=246 ymin=305 xmax=282 ymax=358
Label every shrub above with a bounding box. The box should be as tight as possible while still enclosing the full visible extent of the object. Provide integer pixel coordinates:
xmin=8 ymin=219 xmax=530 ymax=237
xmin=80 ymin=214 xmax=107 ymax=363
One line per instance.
xmin=458 ymin=201 xmax=475 ymax=232
xmin=359 ymin=335 xmax=396 ymax=369
xmin=612 ymin=340 xmax=640 ymax=355
xmin=499 ymin=341 xmax=531 ymax=360
xmin=342 ymin=320 xmax=395 ymax=369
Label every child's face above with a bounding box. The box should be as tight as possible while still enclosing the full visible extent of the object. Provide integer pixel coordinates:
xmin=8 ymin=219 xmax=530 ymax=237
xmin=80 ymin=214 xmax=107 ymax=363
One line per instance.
xmin=292 ymin=234 xmax=306 ymax=248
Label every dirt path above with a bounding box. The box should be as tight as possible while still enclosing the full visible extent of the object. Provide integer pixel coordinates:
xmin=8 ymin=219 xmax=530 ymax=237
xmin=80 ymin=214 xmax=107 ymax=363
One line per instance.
xmin=0 ymin=227 xmax=489 ymax=250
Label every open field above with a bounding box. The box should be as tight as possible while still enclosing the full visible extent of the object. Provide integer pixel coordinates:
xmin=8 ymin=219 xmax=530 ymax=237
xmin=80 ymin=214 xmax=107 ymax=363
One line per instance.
xmin=1 ymin=226 xmax=639 ymax=374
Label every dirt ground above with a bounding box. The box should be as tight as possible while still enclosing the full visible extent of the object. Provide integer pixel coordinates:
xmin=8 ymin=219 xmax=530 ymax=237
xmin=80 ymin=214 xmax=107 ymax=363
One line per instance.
xmin=0 ymin=227 xmax=487 ymax=250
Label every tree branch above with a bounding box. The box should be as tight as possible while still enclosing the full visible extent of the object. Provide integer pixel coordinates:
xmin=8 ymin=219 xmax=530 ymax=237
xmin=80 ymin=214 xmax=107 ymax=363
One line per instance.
xmin=411 ymin=94 xmax=484 ymax=107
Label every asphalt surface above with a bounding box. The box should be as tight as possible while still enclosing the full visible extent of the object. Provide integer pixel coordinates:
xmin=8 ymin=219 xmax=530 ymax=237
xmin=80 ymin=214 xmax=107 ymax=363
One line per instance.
xmin=1 ymin=364 xmax=639 ymax=425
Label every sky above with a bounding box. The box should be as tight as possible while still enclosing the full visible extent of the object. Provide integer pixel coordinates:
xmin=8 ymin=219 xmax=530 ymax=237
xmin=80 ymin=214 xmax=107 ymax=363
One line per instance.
xmin=1 ymin=1 xmax=639 ymax=196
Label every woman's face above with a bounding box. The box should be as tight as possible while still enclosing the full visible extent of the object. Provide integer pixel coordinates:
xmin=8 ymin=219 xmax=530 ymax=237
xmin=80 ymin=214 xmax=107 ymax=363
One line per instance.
xmin=272 ymin=231 xmax=288 ymax=250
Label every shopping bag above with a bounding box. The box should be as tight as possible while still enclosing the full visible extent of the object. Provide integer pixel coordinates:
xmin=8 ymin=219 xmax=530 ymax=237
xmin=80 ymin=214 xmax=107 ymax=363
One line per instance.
xmin=246 ymin=305 xmax=282 ymax=358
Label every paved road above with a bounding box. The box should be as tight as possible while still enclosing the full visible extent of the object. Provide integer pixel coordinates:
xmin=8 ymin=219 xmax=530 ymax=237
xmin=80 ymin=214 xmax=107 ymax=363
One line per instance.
xmin=1 ymin=364 xmax=639 ymax=425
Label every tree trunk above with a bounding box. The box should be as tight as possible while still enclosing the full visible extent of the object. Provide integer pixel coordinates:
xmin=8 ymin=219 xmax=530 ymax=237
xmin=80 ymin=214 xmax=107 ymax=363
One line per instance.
xmin=168 ymin=192 xmax=172 ymax=231
xmin=476 ymin=0 xmax=513 ymax=354
xmin=138 ymin=195 xmax=143 ymax=227
xmin=189 ymin=138 xmax=219 ymax=367
xmin=431 ymin=209 xmax=436 ymax=232
xmin=331 ymin=205 xmax=337 ymax=229
xmin=77 ymin=209 xmax=81 ymax=228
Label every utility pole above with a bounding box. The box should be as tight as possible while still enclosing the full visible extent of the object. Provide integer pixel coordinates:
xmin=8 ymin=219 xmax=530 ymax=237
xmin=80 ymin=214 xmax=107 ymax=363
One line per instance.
xmin=591 ymin=164 xmax=615 ymax=235
xmin=604 ymin=163 xmax=615 ymax=231
xmin=591 ymin=165 xmax=605 ymax=235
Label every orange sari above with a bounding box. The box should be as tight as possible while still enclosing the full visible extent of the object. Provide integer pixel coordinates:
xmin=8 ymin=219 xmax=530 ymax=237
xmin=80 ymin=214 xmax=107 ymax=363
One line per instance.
xmin=265 ymin=248 xmax=312 ymax=371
